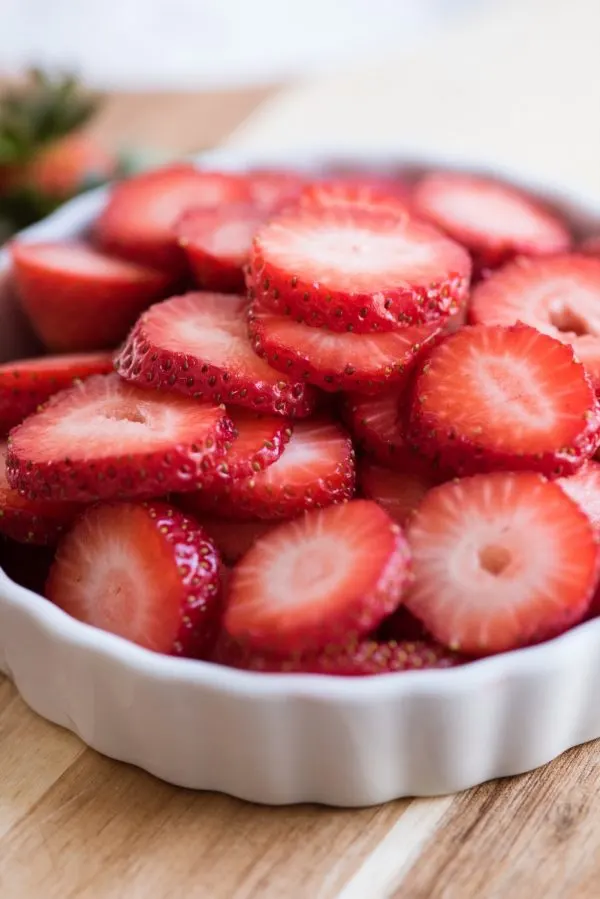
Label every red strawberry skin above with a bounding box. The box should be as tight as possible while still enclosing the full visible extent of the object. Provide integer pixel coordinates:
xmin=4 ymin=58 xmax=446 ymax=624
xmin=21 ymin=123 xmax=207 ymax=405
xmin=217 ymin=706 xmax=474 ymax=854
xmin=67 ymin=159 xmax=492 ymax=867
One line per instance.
xmin=211 ymin=410 xmax=292 ymax=482
xmin=213 ymin=634 xmax=462 ymax=675
xmin=6 ymin=373 xmax=234 ymax=503
xmin=223 ymin=500 xmax=412 ymax=654
xmin=10 ymin=241 xmax=173 ymax=352
xmin=408 ymin=324 xmax=600 ymax=477
xmin=248 ymin=205 xmax=471 ymax=332
xmin=115 ymin=292 xmax=317 ymax=418
xmin=0 ymin=352 xmax=114 ymax=434
xmin=247 ymin=302 xmax=443 ymax=394
xmin=46 ymin=501 xmax=223 ymax=658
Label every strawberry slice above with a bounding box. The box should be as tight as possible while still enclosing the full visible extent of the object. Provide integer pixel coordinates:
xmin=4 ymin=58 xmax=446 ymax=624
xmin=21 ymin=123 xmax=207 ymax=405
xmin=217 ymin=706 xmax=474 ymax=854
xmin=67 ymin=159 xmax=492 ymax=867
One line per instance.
xmin=213 ymin=409 xmax=292 ymax=482
xmin=0 ymin=440 xmax=81 ymax=545
xmin=224 ymin=499 xmax=412 ymax=654
xmin=558 ymin=460 xmax=600 ymax=532
xmin=342 ymin=386 xmax=412 ymax=466
xmin=6 ymin=373 xmax=234 ymax=503
xmin=359 ymin=461 xmax=435 ymax=527
xmin=405 ymin=472 xmax=600 ymax=655
xmin=10 ymin=241 xmax=173 ymax=353
xmin=248 ymin=204 xmax=471 ymax=331
xmin=190 ymin=516 xmax=277 ymax=564
xmin=0 ymin=351 xmax=114 ymax=434
xmin=46 ymin=500 xmax=223 ymax=657
xmin=115 ymin=292 xmax=317 ymax=418
xmin=213 ymin=634 xmax=462 ymax=674
xmin=175 ymin=203 xmax=269 ymax=293
xmin=297 ymin=178 xmax=410 ymax=213
xmin=95 ymin=164 xmax=250 ymax=272
xmin=247 ymin=302 xmax=443 ymax=393
xmin=412 ymin=171 xmax=571 ymax=270
xmin=246 ymin=170 xmax=306 ymax=209
xmin=408 ymin=324 xmax=600 ymax=477
xmin=469 ymin=255 xmax=600 ymax=393
xmin=179 ymin=418 xmax=355 ymax=521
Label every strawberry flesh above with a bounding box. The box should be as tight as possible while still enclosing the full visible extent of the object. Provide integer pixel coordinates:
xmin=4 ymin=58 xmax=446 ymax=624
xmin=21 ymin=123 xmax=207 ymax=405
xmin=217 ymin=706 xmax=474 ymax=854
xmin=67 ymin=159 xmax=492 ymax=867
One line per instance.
xmin=115 ymin=292 xmax=317 ymax=417
xmin=558 ymin=460 xmax=600 ymax=532
xmin=359 ymin=460 xmax=435 ymax=527
xmin=179 ymin=417 xmax=355 ymax=520
xmin=296 ymin=178 xmax=410 ymax=213
xmin=469 ymin=254 xmax=600 ymax=393
xmin=46 ymin=500 xmax=223 ymax=658
xmin=0 ymin=351 xmax=114 ymax=434
xmin=405 ymin=471 xmax=600 ymax=655
xmin=6 ymin=373 xmax=234 ymax=502
xmin=248 ymin=204 xmax=471 ymax=331
xmin=94 ymin=164 xmax=250 ymax=272
xmin=224 ymin=499 xmax=412 ymax=653
xmin=408 ymin=324 xmax=600 ymax=477
xmin=10 ymin=241 xmax=173 ymax=352
xmin=412 ymin=171 xmax=571 ymax=270
xmin=247 ymin=302 xmax=443 ymax=393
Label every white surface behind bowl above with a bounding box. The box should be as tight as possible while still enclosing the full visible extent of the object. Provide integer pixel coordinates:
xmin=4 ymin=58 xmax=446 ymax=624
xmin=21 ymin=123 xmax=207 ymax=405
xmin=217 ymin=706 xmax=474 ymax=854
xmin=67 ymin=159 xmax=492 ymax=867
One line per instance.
xmin=2 ymin=149 xmax=600 ymax=806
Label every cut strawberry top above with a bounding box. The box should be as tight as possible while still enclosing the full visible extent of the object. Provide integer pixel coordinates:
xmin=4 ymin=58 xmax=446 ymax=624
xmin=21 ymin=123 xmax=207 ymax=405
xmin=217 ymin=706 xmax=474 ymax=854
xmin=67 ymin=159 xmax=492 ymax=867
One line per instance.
xmin=408 ymin=324 xmax=600 ymax=477
xmin=412 ymin=172 xmax=571 ymax=268
xmin=224 ymin=499 xmax=412 ymax=653
xmin=95 ymin=165 xmax=250 ymax=271
xmin=405 ymin=472 xmax=600 ymax=655
xmin=250 ymin=204 xmax=471 ymax=330
xmin=115 ymin=292 xmax=317 ymax=417
xmin=469 ymin=255 xmax=600 ymax=392
xmin=7 ymin=373 xmax=234 ymax=502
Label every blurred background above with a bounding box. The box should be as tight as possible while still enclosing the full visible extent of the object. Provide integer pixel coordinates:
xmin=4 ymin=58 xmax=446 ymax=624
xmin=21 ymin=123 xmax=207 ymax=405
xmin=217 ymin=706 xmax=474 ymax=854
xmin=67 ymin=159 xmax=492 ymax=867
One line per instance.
xmin=0 ymin=0 xmax=599 ymax=236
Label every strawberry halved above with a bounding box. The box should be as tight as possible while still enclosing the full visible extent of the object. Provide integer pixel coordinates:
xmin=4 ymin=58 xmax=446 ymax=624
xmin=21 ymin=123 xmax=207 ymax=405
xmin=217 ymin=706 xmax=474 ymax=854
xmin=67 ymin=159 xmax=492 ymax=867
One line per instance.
xmin=10 ymin=240 xmax=173 ymax=352
xmin=6 ymin=373 xmax=234 ymax=502
xmin=469 ymin=254 xmax=600 ymax=393
xmin=412 ymin=171 xmax=571 ymax=270
xmin=0 ymin=440 xmax=81 ymax=544
xmin=558 ymin=460 xmax=600 ymax=532
xmin=224 ymin=499 xmax=412 ymax=654
xmin=212 ymin=409 xmax=292 ymax=482
xmin=248 ymin=204 xmax=471 ymax=331
xmin=95 ymin=165 xmax=251 ymax=272
xmin=46 ymin=500 xmax=223 ymax=658
xmin=0 ymin=351 xmax=114 ymax=434
xmin=247 ymin=302 xmax=443 ymax=393
xmin=405 ymin=472 xmax=600 ymax=655
xmin=179 ymin=418 xmax=355 ymax=521
xmin=213 ymin=635 xmax=462 ymax=675
xmin=408 ymin=324 xmax=600 ymax=477
xmin=190 ymin=516 xmax=278 ymax=564
xmin=175 ymin=203 xmax=270 ymax=294
xmin=359 ymin=460 xmax=436 ymax=527
xmin=115 ymin=292 xmax=317 ymax=418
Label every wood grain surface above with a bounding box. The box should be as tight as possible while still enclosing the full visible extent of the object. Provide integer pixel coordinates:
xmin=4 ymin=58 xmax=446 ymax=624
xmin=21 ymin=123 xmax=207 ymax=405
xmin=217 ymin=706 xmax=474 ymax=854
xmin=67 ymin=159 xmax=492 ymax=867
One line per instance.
xmin=3 ymin=53 xmax=600 ymax=898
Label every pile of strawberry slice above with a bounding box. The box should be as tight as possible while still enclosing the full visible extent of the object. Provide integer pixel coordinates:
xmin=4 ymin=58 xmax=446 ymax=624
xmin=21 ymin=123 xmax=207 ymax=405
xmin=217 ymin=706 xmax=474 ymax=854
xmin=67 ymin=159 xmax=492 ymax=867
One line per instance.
xmin=4 ymin=162 xmax=600 ymax=676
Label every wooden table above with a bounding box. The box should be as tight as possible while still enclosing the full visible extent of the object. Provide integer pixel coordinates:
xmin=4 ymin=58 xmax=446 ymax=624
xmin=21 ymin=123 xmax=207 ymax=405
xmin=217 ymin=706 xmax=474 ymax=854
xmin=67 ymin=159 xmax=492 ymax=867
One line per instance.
xmin=5 ymin=15 xmax=600 ymax=890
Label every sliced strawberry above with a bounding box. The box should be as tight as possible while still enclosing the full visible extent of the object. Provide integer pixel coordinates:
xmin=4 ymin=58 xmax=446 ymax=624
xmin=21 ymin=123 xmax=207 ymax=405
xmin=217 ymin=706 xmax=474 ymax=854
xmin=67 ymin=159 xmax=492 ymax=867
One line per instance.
xmin=247 ymin=302 xmax=443 ymax=393
xmin=248 ymin=204 xmax=471 ymax=331
xmin=0 ymin=440 xmax=81 ymax=544
xmin=469 ymin=255 xmax=600 ymax=392
xmin=175 ymin=203 xmax=269 ymax=293
xmin=190 ymin=516 xmax=277 ymax=564
xmin=115 ymin=292 xmax=317 ymax=418
xmin=46 ymin=500 xmax=223 ymax=657
xmin=245 ymin=170 xmax=306 ymax=209
xmin=408 ymin=324 xmax=600 ymax=477
xmin=0 ymin=351 xmax=114 ymax=434
xmin=6 ymin=373 xmax=234 ymax=503
xmin=412 ymin=171 xmax=571 ymax=270
xmin=342 ymin=386 xmax=410 ymax=466
xmin=405 ymin=472 xmax=599 ymax=655
xmin=95 ymin=165 xmax=250 ymax=272
xmin=558 ymin=461 xmax=600 ymax=532
xmin=214 ymin=635 xmax=462 ymax=675
xmin=297 ymin=178 xmax=410 ymax=213
xmin=359 ymin=461 xmax=435 ymax=527
xmin=376 ymin=605 xmax=428 ymax=642
xmin=224 ymin=499 xmax=412 ymax=653
xmin=179 ymin=418 xmax=355 ymax=521
xmin=212 ymin=409 xmax=292 ymax=482
xmin=10 ymin=241 xmax=172 ymax=353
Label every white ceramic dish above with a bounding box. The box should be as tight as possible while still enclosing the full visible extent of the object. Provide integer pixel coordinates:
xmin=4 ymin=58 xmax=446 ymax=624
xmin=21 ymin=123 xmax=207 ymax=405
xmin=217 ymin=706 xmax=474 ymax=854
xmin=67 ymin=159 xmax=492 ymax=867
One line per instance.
xmin=2 ymin=149 xmax=600 ymax=808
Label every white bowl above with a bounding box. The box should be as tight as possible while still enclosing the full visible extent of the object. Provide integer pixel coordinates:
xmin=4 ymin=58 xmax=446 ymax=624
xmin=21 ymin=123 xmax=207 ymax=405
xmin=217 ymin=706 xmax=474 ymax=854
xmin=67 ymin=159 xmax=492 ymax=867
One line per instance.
xmin=2 ymin=150 xmax=600 ymax=808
